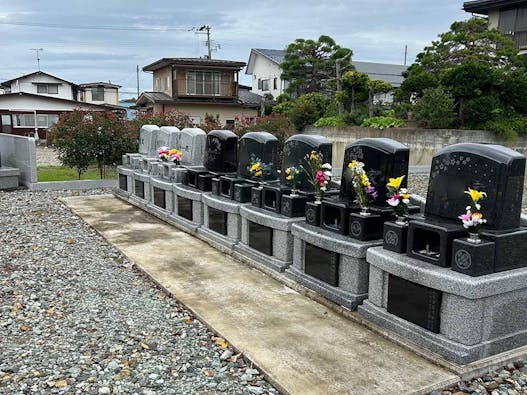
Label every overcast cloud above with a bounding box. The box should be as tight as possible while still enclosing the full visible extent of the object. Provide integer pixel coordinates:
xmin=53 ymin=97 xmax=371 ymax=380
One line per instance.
xmin=0 ymin=0 xmax=468 ymax=99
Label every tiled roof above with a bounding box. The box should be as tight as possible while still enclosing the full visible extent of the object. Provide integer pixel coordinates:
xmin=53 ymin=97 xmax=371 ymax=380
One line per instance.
xmin=351 ymin=61 xmax=408 ymax=87
xmin=0 ymin=71 xmax=80 ymax=88
xmin=238 ymin=86 xmax=263 ymax=107
xmin=139 ymin=91 xmax=175 ymax=103
xmin=252 ymin=48 xmax=286 ymax=65
xmin=463 ymin=0 xmax=524 ymax=14
xmin=143 ymin=58 xmax=246 ymax=72
xmin=80 ymin=82 xmax=121 ymax=88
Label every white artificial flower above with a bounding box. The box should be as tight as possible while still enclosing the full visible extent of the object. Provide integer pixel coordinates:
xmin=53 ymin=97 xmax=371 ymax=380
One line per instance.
xmin=322 ymin=163 xmax=332 ymax=169
xmin=400 ymin=188 xmax=407 ymax=194
xmin=402 ymin=198 xmax=410 ymax=205
xmin=324 ymin=171 xmax=332 ymax=178
xmin=476 ymin=203 xmax=481 ymax=210
xmin=466 ymin=206 xmax=471 ymax=211
xmin=320 ymin=186 xmax=327 ymax=191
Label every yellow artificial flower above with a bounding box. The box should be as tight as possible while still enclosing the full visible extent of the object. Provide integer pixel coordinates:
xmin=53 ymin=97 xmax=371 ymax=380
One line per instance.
xmin=387 ymin=175 xmax=405 ymax=190
xmin=472 ymin=212 xmax=483 ymax=220
xmin=348 ymin=160 xmax=359 ymax=169
xmin=402 ymin=193 xmax=411 ymax=200
xmin=250 ymin=163 xmax=261 ymax=172
xmin=285 ymin=168 xmax=291 ymax=174
xmin=255 ymin=170 xmax=262 ymax=177
xmin=465 ymin=188 xmax=487 ymax=203
xmin=286 ymin=175 xmax=292 ymax=180
xmin=360 ymin=173 xmax=371 ymax=187
xmin=168 ymin=148 xmax=178 ymax=155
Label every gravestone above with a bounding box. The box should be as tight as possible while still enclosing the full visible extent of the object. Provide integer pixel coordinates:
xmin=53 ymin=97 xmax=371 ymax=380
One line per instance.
xmin=204 ymin=130 xmax=238 ymax=173
xmin=220 ymin=131 xmax=279 ymax=200
xmin=160 ymin=126 xmax=181 ymax=149
xmin=408 ymin=143 xmax=527 ymax=269
xmin=262 ymin=134 xmax=332 ymax=214
xmin=138 ymin=125 xmax=160 ymax=155
xmin=147 ymin=127 xmax=162 ymax=156
xmin=179 ymin=128 xmax=206 ymax=166
xmin=320 ymin=138 xmax=410 ymax=235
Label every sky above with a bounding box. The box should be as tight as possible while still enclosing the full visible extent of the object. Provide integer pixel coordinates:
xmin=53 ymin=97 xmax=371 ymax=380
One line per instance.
xmin=0 ymin=0 xmax=469 ymax=99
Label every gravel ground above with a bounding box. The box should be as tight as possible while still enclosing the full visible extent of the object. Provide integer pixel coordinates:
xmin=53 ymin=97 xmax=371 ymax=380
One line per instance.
xmin=0 ymin=189 xmax=278 ymax=395
xmin=36 ymin=147 xmax=61 ymax=167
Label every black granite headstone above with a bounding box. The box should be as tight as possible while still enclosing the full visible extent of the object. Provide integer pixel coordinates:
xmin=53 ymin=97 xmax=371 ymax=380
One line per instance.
xmin=248 ymin=221 xmax=273 ymax=256
xmin=135 ymin=181 xmax=144 ymax=199
xmin=153 ymin=187 xmax=166 ymax=209
xmin=304 ymin=243 xmax=339 ymax=286
xmin=426 ymin=143 xmax=525 ymax=230
xmin=203 ymin=130 xmax=238 ymax=173
xmin=208 ymin=207 xmax=227 ymax=235
xmin=387 ymin=274 xmax=442 ymax=333
xmin=119 ymin=174 xmax=127 ymax=191
xmin=178 ymin=197 xmax=193 ymax=221
xmin=238 ymin=131 xmax=278 ymax=181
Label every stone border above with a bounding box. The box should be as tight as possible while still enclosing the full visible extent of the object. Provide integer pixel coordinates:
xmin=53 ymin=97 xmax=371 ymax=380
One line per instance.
xmin=29 ymin=179 xmax=117 ymax=191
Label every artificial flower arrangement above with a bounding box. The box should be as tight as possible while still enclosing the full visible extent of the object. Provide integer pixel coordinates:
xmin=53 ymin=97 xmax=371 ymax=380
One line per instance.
xmin=302 ymin=150 xmax=332 ymax=201
xmin=386 ymin=175 xmax=411 ymax=223
xmin=458 ymin=188 xmax=487 ymax=241
xmin=247 ymin=154 xmax=273 ymax=182
xmin=285 ymin=166 xmax=301 ymax=195
xmin=347 ymin=160 xmax=377 ymax=214
xmin=158 ymin=146 xmax=183 ymax=165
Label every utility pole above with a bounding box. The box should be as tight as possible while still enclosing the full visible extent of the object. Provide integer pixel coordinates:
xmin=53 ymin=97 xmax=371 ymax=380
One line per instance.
xmin=136 ymin=65 xmax=140 ymax=99
xmin=30 ymin=48 xmax=43 ymax=71
xmin=336 ymin=50 xmax=352 ymax=116
xmin=197 ymin=25 xmax=212 ymax=59
xmin=404 ymin=45 xmax=408 ymax=66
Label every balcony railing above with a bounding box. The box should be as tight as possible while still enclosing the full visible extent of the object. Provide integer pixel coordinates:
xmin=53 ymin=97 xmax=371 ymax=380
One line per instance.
xmin=173 ymin=79 xmax=237 ymax=98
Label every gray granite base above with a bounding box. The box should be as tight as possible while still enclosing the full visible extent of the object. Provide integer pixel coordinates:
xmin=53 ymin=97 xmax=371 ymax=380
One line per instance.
xmin=0 ymin=167 xmax=20 ymax=189
xmin=168 ymin=184 xmax=203 ymax=234
xmin=285 ymin=222 xmax=381 ymax=310
xmin=117 ymin=166 xmax=135 ymax=197
xmin=197 ymin=193 xmax=244 ymax=252
xmin=358 ymin=247 xmax=527 ymax=364
xmin=233 ymin=205 xmax=304 ymax=272
xmin=147 ymin=177 xmax=175 ymax=220
xmin=129 ymin=171 xmax=151 ymax=208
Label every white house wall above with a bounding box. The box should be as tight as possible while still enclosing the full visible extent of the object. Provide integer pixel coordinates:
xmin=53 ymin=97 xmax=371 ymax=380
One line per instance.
xmin=0 ymin=95 xmax=105 ymax=111
xmin=9 ymin=74 xmax=75 ymax=100
xmin=250 ymin=54 xmax=285 ymax=98
xmin=83 ymin=87 xmax=119 ymax=105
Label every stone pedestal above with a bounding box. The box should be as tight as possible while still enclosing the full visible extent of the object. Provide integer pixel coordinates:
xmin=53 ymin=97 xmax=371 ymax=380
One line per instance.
xmin=197 ymin=193 xmax=245 ymax=252
xmin=383 ymin=221 xmax=408 ymax=254
xmin=285 ymin=222 xmax=381 ymax=310
xmin=169 ymin=184 xmax=204 ymax=234
xmin=452 ymin=238 xmax=495 ymax=276
xmin=116 ymin=166 xmax=134 ymax=197
xmin=129 ymin=171 xmax=151 ymax=208
xmin=0 ymin=167 xmax=20 ymax=189
xmin=147 ymin=177 xmax=175 ymax=220
xmin=305 ymin=202 xmax=321 ymax=226
xmin=348 ymin=213 xmax=384 ymax=241
xmin=233 ymin=205 xmax=304 ymax=272
xmin=234 ymin=183 xmax=254 ymax=203
xmin=358 ymin=247 xmax=527 ymax=364
xmin=169 ymin=167 xmax=187 ymax=184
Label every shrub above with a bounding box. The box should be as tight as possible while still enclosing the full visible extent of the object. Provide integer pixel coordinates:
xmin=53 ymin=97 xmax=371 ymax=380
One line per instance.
xmin=129 ymin=110 xmax=194 ymax=133
xmin=201 ymin=113 xmax=222 ymax=132
xmin=463 ymin=95 xmax=502 ymax=129
xmin=484 ymin=116 xmax=527 ymax=140
xmin=314 ymin=116 xmax=347 ymax=128
xmin=361 ymin=116 xmax=404 ymax=129
xmin=343 ymin=107 xmax=368 ymax=126
xmin=413 ymin=87 xmax=455 ymax=128
xmin=285 ymin=92 xmax=330 ymax=131
xmin=272 ymin=101 xmax=295 ymax=114
xmin=393 ymin=102 xmax=414 ymax=120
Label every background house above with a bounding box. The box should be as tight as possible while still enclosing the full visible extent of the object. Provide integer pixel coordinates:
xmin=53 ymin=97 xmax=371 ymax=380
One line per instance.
xmin=80 ymin=82 xmax=121 ymax=106
xmin=246 ymin=48 xmax=408 ymax=101
xmin=0 ymin=71 xmax=124 ymax=139
xmin=135 ymin=58 xmax=261 ymax=127
xmin=463 ymin=0 xmax=527 ymax=54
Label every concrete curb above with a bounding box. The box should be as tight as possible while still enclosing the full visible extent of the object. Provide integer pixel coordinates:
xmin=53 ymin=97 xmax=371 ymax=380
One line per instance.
xmin=30 ymin=179 xmax=117 ymax=191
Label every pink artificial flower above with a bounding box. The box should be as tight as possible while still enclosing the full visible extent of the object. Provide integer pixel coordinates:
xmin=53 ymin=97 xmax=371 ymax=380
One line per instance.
xmin=387 ymin=197 xmax=400 ymax=207
xmin=458 ymin=211 xmax=472 ymax=221
xmin=316 ymin=170 xmax=326 ymax=186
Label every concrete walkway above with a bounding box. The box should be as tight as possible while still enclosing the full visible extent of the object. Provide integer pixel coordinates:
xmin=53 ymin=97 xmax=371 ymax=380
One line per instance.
xmin=63 ymin=194 xmax=457 ymax=395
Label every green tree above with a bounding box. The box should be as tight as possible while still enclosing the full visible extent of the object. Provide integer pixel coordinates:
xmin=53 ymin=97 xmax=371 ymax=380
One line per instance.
xmin=280 ymin=35 xmax=353 ymax=96
xmin=413 ymin=87 xmax=455 ymax=129
xmin=341 ymin=70 xmax=369 ymax=110
xmin=284 ymin=92 xmax=330 ymax=131
xmin=367 ymin=79 xmax=392 ymax=117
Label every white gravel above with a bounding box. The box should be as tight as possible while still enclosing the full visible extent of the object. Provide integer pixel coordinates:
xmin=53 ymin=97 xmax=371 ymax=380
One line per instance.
xmin=36 ymin=147 xmax=61 ymax=167
xmin=0 ymin=189 xmax=278 ymax=395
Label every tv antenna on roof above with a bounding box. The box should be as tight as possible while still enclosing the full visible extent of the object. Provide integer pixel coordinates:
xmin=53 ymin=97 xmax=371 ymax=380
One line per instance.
xmin=30 ymin=48 xmax=43 ymax=71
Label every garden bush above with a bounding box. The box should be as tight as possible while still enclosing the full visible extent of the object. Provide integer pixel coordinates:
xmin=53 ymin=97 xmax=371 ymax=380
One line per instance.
xmin=413 ymin=87 xmax=455 ymax=128
xmin=361 ymin=116 xmax=404 ymax=129
xmin=314 ymin=116 xmax=347 ymax=128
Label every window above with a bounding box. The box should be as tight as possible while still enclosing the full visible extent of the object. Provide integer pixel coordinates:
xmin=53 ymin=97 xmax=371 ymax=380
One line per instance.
xmin=91 ymin=86 xmax=104 ymax=101
xmin=37 ymin=115 xmax=48 ymax=128
xmin=273 ymin=77 xmax=277 ymax=90
xmin=258 ymin=78 xmax=262 ymax=90
xmin=47 ymin=114 xmax=59 ymax=127
xmin=36 ymin=83 xmax=58 ymax=94
xmin=261 ymin=79 xmax=269 ymax=91
xmin=189 ymin=115 xmax=201 ymax=125
xmin=155 ymin=78 xmax=161 ymax=91
xmin=14 ymin=114 xmax=35 ymax=127
xmin=225 ymin=119 xmax=235 ymax=129
xmin=186 ymin=71 xmax=220 ymax=95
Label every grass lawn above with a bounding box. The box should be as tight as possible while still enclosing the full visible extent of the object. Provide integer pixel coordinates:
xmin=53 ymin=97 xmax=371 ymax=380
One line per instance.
xmin=37 ymin=166 xmax=117 ymax=182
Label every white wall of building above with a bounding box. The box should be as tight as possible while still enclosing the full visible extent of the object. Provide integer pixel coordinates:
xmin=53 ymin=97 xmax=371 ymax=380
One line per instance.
xmin=250 ymin=54 xmax=285 ymax=98
xmin=0 ymin=94 xmax=104 ymax=111
xmin=83 ymin=87 xmax=119 ymax=105
xmin=9 ymin=74 xmax=75 ymax=100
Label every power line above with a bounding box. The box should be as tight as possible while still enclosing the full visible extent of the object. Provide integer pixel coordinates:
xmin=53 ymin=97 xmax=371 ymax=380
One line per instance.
xmin=0 ymin=21 xmax=194 ymax=32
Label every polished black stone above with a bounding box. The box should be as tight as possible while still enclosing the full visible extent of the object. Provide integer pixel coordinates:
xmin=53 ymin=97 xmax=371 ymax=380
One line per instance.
xmin=261 ymin=185 xmax=291 ymax=214
xmin=208 ymin=207 xmax=228 ymax=235
xmin=153 ymin=187 xmax=166 ymax=209
xmin=305 ymin=202 xmax=322 ymax=226
xmin=281 ymin=134 xmax=332 ymax=192
xmin=251 ymin=187 xmax=262 ymax=208
xmin=348 ymin=213 xmax=384 ymax=241
xmin=211 ymin=178 xmax=221 ymax=195
xmin=281 ymin=194 xmax=308 ymax=217
xmin=204 ymin=130 xmax=238 ymax=173
xmin=234 ymin=183 xmax=253 ymax=203
xmin=340 ymin=138 xmax=410 ymax=205
xmin=186 ymin=168 xmax=208 ymax=189
xmin=134 ymin=181 xmax=144 ymax=199
xmin=119 ymin=174 xmax=127 ymax=191
xmin=480 ymin=228 xmax=527 ymax=272
xmin=407 ymin=218 xmax=466 ymax=267
xmin=220 ymin=176 xmax=245 ymax=200
xmin=387 ymin=274 xmax=442 ymax=333
xmin=304 ymin=243 xmax=339 ymax=287
xmin=197 ymin=174 xmax=214 ymax=191
xmin=426 ymin=143 xmax=526 ymax=230
xmin=248 ymin=221 xmax=273 ymax=256
xmin=178 ymin=196 xmax=193 ymax=221
xmin=238 ymin=131 xmax=278 ymax=181
xmin=383 ymin=221 xmax=408 ymax=254
xmin=452 ymin=238 xmax=495 ymax=276
xmin=320 ymin=199 xmax=353 ymax=234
